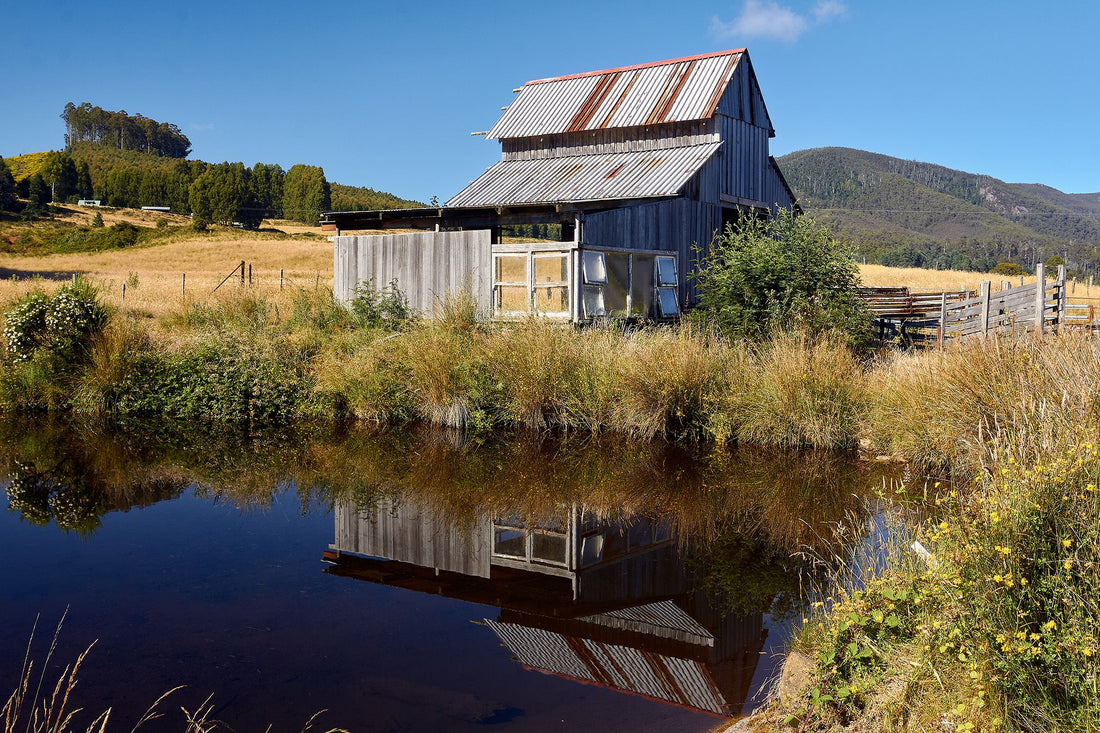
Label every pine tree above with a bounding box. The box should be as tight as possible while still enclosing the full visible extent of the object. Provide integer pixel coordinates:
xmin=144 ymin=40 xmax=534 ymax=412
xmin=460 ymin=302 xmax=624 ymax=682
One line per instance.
xmin=283 ymin=164 xmax=330 ymax=224
xmin=0 ymin=157 xmax=16 ymax=212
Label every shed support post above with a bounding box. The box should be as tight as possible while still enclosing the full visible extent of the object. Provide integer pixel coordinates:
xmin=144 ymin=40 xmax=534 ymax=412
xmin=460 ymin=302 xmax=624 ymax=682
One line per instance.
xmin=571 ymin=215 xmax=582 ymax=325
xmin=1035 ymin=262 xmax=1046 ymax=334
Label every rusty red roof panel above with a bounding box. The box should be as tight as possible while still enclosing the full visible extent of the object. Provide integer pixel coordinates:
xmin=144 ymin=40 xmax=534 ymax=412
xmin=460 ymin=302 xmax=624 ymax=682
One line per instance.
xmin=487 ymin=50 xmax=743 ymax=139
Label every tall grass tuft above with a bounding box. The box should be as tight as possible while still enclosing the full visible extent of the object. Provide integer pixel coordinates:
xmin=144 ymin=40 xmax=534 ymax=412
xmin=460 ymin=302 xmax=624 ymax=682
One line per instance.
xmin=489 ymin=320 xmax=593 ymax=430
xmin=398 ymin=326 xmax=493 ymax=429
xmin=870 ymin=333 xmax=1100 ymax=473
xmin=72 ymin=317 xmax=152 ymax=415
xmin=613 ymin=325 xmax=741 ymax=441
xmin=309 ymin=332 xmax=410 ymax=422
xmin=738 ymin=330 xmax=867 ymax=449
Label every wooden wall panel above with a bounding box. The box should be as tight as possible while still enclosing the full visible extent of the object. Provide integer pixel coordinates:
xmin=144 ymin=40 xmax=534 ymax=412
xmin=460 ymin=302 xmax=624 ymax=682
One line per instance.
xmin=333 ymin=230 xmax=493 ymax=316
xmin=332 ymin=499 xmax=492 ymax=578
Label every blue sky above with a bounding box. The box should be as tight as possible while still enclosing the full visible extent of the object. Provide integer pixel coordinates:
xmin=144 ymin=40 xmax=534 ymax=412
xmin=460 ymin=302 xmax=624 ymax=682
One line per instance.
xmin=3 ymin=0 xmax=1098 ymax=202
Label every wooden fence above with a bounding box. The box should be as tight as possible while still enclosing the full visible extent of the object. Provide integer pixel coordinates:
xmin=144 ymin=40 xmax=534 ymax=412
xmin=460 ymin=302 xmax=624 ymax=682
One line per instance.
xmin=859 ymin=264 xmax=1096 ymax=346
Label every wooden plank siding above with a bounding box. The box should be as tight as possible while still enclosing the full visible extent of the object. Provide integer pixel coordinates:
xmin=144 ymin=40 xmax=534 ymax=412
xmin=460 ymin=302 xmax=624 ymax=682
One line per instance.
xmin=500 ymin=119 xmax=720 ymax=161
xmin=332 ymin=499 xmax=493 ymax=578
xmin=333 ymin=230 xmax=493 ymax=316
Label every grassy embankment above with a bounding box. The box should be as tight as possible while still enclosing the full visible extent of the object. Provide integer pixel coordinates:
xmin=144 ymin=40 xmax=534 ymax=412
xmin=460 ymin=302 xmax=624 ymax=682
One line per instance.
xmin=729 ymin=334 xmax=1100 ymax=733
xmin=2 ymin=232 xmax=1098 ymax=730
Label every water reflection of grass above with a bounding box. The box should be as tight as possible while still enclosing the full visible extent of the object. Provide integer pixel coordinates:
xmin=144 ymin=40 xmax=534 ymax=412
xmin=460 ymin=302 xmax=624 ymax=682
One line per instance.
xmin=0 ymin=419 xmax=896 ymax=727
xmin=0 ymin=418 xmax=889 ymax=556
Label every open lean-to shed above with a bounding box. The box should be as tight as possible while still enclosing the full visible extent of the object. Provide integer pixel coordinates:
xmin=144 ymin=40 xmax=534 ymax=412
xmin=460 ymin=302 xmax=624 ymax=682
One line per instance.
xmin=323 ymin=48 xmax=797 ymax=322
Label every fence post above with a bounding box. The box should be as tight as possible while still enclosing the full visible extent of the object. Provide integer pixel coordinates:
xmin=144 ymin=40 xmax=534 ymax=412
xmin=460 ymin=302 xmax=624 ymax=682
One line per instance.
xmin=1035 ymin=262 xmax=1046 ymax=334
xmin=122 ymin=283 xmax=126 ymax=302
xmin=240 ymin=261 xmax=245 ymax=287
xmin=280 ymin=269 xmax=284 ymax=290
xmin=182 ymin=273 xmax=186 ymax=296
xmin=248 ymin=263 xmax=252 ymax=287
xmin=980 ymin=281 xmax=991 ymax=337
xmin=938 ymin=292 xmax=948 ymax=349
xmin=1057 ymin=264 xmax=1066 ymax=331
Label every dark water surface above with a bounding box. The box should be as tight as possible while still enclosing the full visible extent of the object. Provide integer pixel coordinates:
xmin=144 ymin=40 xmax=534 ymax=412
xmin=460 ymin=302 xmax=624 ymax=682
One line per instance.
xmin=0 ymin=419 xmax=896 ymax=732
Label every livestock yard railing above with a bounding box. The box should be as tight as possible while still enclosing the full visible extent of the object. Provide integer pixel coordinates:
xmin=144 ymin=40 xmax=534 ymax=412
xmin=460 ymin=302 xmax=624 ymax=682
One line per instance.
xmin=860 ymin=264 xmax=1097 ymax=347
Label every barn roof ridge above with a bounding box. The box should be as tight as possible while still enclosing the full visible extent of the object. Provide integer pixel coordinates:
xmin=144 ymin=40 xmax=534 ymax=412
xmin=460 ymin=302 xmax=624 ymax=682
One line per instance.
xmin=524 ymin=48 xmax=747 ymax=86
xmin=487 ymin=49 xmax=756 ymax=140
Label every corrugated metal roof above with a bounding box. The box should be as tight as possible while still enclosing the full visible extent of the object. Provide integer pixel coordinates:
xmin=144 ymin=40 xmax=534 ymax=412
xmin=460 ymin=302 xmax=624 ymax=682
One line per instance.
xmin=483 ymin=619 xmax=728 ymax=715
xmin=445 ymin=142 xmax=720 ymax=208
xmin=577 ymin=601 xmax=714 ymax=646
xmin=487 ymin=50 xmax=744 ymax=139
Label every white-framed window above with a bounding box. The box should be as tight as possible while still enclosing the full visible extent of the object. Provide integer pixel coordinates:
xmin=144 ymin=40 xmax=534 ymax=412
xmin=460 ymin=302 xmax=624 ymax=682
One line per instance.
xmin=532 ymin=253 xmax=570 ymax=316
xmin=492 ymin=250 xmax=572 ymax=319
xmin=654 ymin=255 xmax=680 ymax=318
xmin=491 ymin=517 xmax=569 ymax=567
xmin=493 ymin=254 xmax=530 ymax=316
xmin=581 ymin=250 xmax=607 ymax=318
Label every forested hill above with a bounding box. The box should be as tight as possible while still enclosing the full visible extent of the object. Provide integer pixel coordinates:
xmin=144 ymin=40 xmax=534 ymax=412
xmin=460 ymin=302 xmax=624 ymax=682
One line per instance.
xmin=777 ymin=147 xmax=1100 ymax=273
xmin=2 ymin=143 xmax=422 ymax=226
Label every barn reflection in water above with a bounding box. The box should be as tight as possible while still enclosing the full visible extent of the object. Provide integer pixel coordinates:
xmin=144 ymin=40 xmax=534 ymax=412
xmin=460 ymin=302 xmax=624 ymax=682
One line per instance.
xmin=323 ymin=498 xmax=765 ymax=718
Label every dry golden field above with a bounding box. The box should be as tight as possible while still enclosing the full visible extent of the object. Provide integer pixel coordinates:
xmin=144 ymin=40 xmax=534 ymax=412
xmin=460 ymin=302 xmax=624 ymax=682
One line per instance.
xmin=0 ymin=208 xmax=336 ymax=323
xmin=5 ymin=208 xmax=1100 ymax=321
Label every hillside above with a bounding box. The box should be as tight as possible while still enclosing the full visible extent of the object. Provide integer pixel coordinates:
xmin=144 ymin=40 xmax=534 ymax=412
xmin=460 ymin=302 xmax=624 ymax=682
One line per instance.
xmin=2 ymin=144 xmax=421 ymax=224
xmin=777 ymin=147 xmax=1100 ymax=273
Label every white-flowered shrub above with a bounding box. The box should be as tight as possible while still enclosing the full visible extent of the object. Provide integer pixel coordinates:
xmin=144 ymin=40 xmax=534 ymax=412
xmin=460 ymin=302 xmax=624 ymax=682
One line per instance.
xmin=3 ymin=282 xmax=107 ymax=364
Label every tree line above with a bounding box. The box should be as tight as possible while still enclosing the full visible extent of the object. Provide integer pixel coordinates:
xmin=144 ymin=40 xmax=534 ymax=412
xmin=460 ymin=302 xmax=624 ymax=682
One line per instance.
xmin=62 ymin=102 xmax=191 ymax=158
xmin=2 ymin=149 xmax=330 ymax=226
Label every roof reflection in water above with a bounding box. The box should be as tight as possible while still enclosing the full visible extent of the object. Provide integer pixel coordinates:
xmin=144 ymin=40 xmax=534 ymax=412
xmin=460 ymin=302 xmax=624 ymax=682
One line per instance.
xmin=325 ymin=498 xmax=765 ymax=717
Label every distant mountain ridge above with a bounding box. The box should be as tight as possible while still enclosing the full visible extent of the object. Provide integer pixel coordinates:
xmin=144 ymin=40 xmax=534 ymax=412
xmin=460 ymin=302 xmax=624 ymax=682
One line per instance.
xmin=776 ymin=147 xmax=1100 ymax=273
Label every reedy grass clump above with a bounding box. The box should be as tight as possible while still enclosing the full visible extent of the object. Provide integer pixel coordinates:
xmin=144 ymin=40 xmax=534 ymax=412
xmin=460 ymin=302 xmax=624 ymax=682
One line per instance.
xmin=3 ymin=613 xmax=350 ymax=733
xmin=613 ymin=324 xmax=744 ymax=440
xmin=870 ymin=333 xmax=1100 ymax=474
xmin=738 ymin=331 xmax=867 ymax=449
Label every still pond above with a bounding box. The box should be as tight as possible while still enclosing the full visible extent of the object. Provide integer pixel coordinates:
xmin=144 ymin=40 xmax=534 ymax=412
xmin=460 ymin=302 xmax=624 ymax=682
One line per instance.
xmin=0 ymin=419 xmax=898 ymax=731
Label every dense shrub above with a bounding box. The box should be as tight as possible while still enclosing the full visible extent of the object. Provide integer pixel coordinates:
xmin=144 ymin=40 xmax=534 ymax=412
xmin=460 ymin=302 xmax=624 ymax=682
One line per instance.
xmin=2 ymin=281 xmax=107 ymax=365
xmin=690 ymin=210 xmax=870 ymax=344
xmin=992 ymin=261 xmax=1025 ymax=276
xmin=114 ymin=339 xmax=309 ymax=425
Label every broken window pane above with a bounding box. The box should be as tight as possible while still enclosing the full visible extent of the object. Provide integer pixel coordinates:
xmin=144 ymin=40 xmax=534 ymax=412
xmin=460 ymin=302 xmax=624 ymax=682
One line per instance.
xmin=534 ymin=286 xmax=569 ymax=314
xmin=582 ymin=251 xmax=607 ymax=284
xmin=605 ymin=252 xmax=630 ymax=315
xmin=532 ymin=532 xmax=568 ymax=564
xmin=582 ymin=285 xmax=606 ymax=318
xmin=496 ymin=285 xmax=530 ymax=313
xmin=494 ymin=527 xmax=526 ymax=558
xmin=533 ymin=254 xmax=568 ymax=284
xmin=495 ymin=254 xmax=527 ymax=284
xmin=631 ymin=256 xmax=654 ymax=317
xmin=655 ymin=256 xmax=677 ymax=286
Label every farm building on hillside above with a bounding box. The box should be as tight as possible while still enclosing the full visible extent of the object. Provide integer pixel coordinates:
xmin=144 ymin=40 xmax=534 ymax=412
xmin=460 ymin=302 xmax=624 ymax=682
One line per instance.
xmin=323 ymin=48 xmax=797 ymax=321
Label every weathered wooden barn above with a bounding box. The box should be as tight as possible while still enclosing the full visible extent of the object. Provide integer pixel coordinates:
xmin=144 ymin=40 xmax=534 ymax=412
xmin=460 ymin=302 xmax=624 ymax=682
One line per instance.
xmin=324 ymin=48 xmax=797 ymax=321
xmin=324 ymin=496 xmax=766 ymax=717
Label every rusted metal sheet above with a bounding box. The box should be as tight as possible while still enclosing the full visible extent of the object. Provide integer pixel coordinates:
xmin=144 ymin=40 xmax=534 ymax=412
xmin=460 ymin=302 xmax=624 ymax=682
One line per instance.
xmin=445 ymin=142 xmax=721 ymax=208
xmin=487 ymin=50 xmax=744 ymax=140
xmin=577 ymin=600 xmax=714 ymax=646
xmin=483 ymin=619 xmax=729 ymax=715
